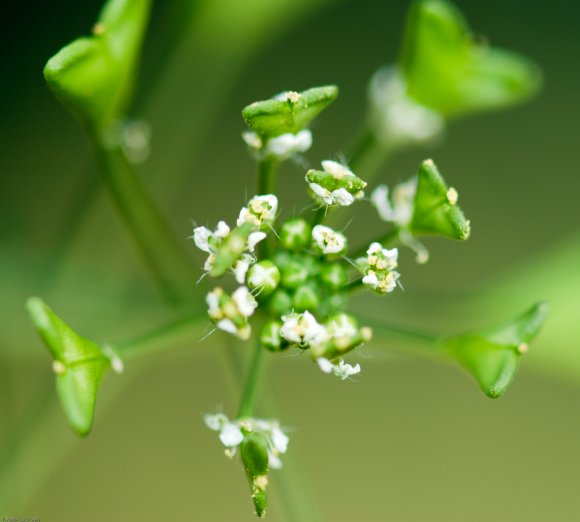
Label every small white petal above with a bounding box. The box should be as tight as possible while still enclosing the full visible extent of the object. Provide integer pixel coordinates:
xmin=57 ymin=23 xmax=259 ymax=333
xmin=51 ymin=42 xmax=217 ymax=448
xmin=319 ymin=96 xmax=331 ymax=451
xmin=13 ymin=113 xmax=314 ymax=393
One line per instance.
xmin=234 ymin=259 xmax=250 ymax=284
xmin=321 ymin=160 xmax=354 ymax=178
xmin=268 ymin=452 xmax=283 ymax=470
xmin=232 ymin=286 xmax=258 ymax=318
xmin=271 ymin=427 xmax=289 ymax=454
xmin=217 ymin=318 xmax=238 ymax=335
xmin=206 ymin=289 xmax=221 ymax=314
xmin=242 ymin=131 xmax=262 ymax=149
xmin=219 ymin=423 xmax=244 ymax=447
xmin=317 ymin=357 xmax=334 ymax=374
xmin=280 ymin=314 xmax=302 ymax=344
xmin=247 ymin=231 xmax=267 ymax=252
xmin=310 ymin=183 xmax=332 ymax=204
xmin=362 ymin=272 xmax=379 ymax=288
xmin=214 ymin=221 xmax=231 ymax=239
xmin=204 ymin=413 xmax=228 ymax=431
xmin=333 ymin=361 xmax=361 ymax=380
xmin=331 ymin=188 xmax=354 ymax=206
xmin=193 ymin=226 xmax=212 ymax=253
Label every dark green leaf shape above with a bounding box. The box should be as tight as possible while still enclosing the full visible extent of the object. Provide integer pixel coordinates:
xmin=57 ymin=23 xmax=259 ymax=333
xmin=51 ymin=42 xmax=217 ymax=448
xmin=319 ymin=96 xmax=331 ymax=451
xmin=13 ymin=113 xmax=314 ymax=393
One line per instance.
xmin=241 ymin=432 xmax=270 ymax=518
xmin=43 ymin=0 xmax=152 ymax=130
xmin=210 ymin=223 xmax=255 ymax=278
xmin=401 ymin=0 xmax=541 ymax=118
xmin=410 ymin=159 xmax=470 ymax=240
xmin=444 ymin=302 xmax=548 ymax=398
xmin=242 ymin=86 xmax=338 ymax=138
xmin=27 ymin=297 xmax=113 ymax=436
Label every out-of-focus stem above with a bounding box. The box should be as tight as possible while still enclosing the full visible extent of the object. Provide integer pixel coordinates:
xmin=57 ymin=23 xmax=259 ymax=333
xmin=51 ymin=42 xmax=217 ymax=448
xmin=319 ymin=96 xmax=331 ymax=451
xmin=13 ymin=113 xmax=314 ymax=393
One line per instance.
xmin=237 ymin=339 xmax=266 ymax=418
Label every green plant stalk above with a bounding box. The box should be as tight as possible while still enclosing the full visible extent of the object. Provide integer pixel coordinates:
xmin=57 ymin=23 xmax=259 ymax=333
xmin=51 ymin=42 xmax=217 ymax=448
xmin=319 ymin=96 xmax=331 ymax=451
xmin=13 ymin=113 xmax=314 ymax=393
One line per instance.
xmin=92 ymin=137 xmax=195 ymax=305
xmin=363 ymin=317 xmax=443 ymax=350
xmin=257 ymin=157 xmax=278 ymax=194
xmin=348 ymin=127 xmax=391 ymax=180
xmin=237 ymin=339 xmax=266 ymax=418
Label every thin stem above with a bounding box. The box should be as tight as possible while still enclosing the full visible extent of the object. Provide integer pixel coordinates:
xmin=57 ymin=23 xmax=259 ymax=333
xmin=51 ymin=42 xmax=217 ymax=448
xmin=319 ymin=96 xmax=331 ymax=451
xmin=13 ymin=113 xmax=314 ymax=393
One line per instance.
xmin=237 ymin=339 xmax=266 ymax=418
xmin=348 ymin=127 xmax=391 ymax=181
xmin=362 ymin=317 xmax=443 ymax=347
xmin=115 ymin=314 xmax=206 ymax=361
xmin=351 ymin=227 xmax=400 ymax=258
xmin=343 ymin=278 xmax=364 ymax=293
xmin=257 ymin=157 xmax=278 ymax=195
xmin=92 ymin=137 xmax=195 ymax=305
xmin=311 ymin=205 xmax=329 ymax=226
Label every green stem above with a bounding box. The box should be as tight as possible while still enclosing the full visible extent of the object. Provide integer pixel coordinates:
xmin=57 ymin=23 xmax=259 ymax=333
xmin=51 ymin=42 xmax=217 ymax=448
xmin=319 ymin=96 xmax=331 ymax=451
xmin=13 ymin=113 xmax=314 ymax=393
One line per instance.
xmin=351 ymin=227 xmax=400 ymax=259
xmin=311 ymin=205 xmax=329 ymax=226
xmin=237 ymin=339 xmax=266 ymax=418
xmin=257 ymin=157 xmax=278 ymax=195
xmin=348 ymin=127 xmax=391 ymax=180
xmin=343 ymin=278 xmax=364 ymax=293
xmin=115 ymin=314 xmax=206 ymax=361
xmin=363 ymin=318 xmax=442 ymax=348
xmin=92 ymin=137 xmax=195 ymax=305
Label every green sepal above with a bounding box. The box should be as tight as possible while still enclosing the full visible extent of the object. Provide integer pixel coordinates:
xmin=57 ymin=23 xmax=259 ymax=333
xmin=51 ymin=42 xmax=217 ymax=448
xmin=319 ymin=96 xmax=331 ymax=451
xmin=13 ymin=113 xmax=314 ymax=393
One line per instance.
xmin=26 ymin=297 xmax=113 ymax=436
xmin=401 ymin=0 xmax=541 ymax=118
xmin=240 ymin=432 xmax=270 ymax=518
xmin=210 ymin=223 xmax=254 ymax=277
xmin=242 ymin=86 xmax=338 ymax=138
xmin=410 ymin=159 xmax=470 ymax=240
xmin=43 ymin=0 xmax=152 ymax=130
xmin=444 ymin=302 xmax=548 ymax=398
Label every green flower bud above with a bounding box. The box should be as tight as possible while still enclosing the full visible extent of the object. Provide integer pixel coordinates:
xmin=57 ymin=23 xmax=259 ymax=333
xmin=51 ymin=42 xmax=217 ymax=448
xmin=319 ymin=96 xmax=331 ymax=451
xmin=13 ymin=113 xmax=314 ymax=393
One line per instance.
xmin=292 ymin=282 xmax=321 ymax=313
xmin=323 ymin=293 xmax=349 ymax=315
xmin=242 ymin=86 xmax=338 ymax=139
xmin=267 ymin=289 xmax=293 ymax=316
xmin=401 ymin=0 xmax=541 ymax=118
xmin=281 ymin=259 xmax=310 ymax=289
xmin=26 ymin=297 xmax=122 ymax=436
xmin=260 ymin=321 xmax=288 ymax=352
xmin=444 ymin=302 xmax=548 ymax=398
xmin=271 ymin=250 xmax=293 ymax=271
xmin=247 ymin=261 xmax=280 ymax=297
xmin=320 ymin=263 xmax=348 ymax=290
xmin=279 ymin=218 xmax=312 ymax=251
xmin=44 ymin=0 xmax=152 ymax=130
xmin=410 ymin=159 xmax=471 ymax=240
xmin=240 ymin=431 xmax=270 ymax=518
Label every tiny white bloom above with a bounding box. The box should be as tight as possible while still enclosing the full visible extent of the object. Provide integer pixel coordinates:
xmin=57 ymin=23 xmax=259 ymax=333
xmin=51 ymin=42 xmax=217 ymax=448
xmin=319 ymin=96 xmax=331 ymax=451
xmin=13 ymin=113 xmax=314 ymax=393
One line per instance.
xmin=268 ymin=452 xmax=283 ymax=469
xmin=217 ymin=318 xmax=238 ymax=335
xmin=214 ymin=220 xmax=231 ymax=239
xmin=247 ymin=231 xmax=267 ymax=252
xmin=312 ymin=225 xmax=347 ymax=255
xmin=333 ymin=360 xmax=361 ymax=380
xmin=317 ymin=357 xmax=334 ymax=374
xmin=310 ymin=182 xmax=332 ymax=204
xmin=264 ymin=130 xmax=312 ymax=159
xmin=232 ymin=286 xmax=258 ymax=318
xmin=233 ymin=257 xmax=251 ymax=284
xmin=204 ymin=413 xmax=228 ymax=431
xmin=237 ymin=195 xmax=278 ymax=228
xmin=331 ymin=187 xmax=354 ymax=206
xmin=242 ymin=130 xmax=262 ymax=150
xmin=280 ymin=311 xmax=328 ymax=347
xmin=321 ymin=160 xmax=355 ymax=179
xmin=219 ymin=423 xmax=244 ymax=447
xmin=371 ymin=179 xmax=417 ymax=227
xmin=193 ymin=226 xmax=212 ymax=253
xmin=271 ymin=427 xmax=289 ymax=454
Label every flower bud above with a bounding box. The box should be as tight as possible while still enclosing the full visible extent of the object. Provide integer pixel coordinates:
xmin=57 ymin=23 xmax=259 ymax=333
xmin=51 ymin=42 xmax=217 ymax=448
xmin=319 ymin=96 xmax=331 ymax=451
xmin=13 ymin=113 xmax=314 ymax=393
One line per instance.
xmin=320 ymin=263 xmax=348 ymax=290
xmin=267 ymin=289 xmax=293 ymax=316
xmin=260 ymin=321 xmax=288 ymax=352
xmin=279 ymin=218 xmax=312 ymax=251
xmin=292 ymin=282 xmax=321 ymax=313
xmin=280 ymin=259 xmax=310 ymax=289
xmin=247 ymin=260 xmax=280 ymax=297
xmin=240 ymin=431 xmax=270 ymax=518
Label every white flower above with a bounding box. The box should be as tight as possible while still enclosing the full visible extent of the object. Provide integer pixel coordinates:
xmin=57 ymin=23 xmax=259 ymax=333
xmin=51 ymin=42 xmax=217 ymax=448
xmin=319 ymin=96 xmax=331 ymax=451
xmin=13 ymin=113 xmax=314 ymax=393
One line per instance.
xmin=233 ymin=254 xmax=253 ymax=284
xmin=232 ymin=286 xmax=258 ymax=318
xmin=317 ymin=358 xmax=361 ymax=380
xmin=309 ymin=183 xmax=355 ymax=207
xmin=237 ymin=195 xmax=279 ymax=228
xmin=326 ymin=314 xmax=357 ymax=338
xmin=264 ymin=130 xmax=312 ymax=159
xmin=280 ymin=311 xmax=329 ymax=347
xmin=204 ymin=412 xmax=228 ymax=431
xmin=312 ymin=225 xmax=347 ymax=255
xmin=247 ymin=231 xmax=267 ymax=252
xmin=321 ymin=160 xmax=355 ymax=179
xmin=371 ymin=179 xmax=417 ymax=228
xmin=219 ymin=422 xmax=245 ymax=447
xmin=367 ymin=242 xmax=398 ymax=270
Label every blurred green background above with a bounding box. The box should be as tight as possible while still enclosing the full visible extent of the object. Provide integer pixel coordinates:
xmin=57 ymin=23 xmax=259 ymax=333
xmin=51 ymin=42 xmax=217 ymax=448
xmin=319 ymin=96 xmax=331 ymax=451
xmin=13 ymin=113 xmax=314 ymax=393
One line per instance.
xmin=2 ymin=0 xmax=580 ymax=520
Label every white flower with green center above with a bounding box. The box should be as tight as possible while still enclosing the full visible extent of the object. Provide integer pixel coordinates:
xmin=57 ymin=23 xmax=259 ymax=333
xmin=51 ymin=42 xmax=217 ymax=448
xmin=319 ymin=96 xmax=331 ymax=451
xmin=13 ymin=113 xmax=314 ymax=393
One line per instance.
xmin=358 ymin=242 xmax=400 ymax=294
xmin=317 ymin=358 xmax=361 ymax=380
xmin=306 ymin=160 xmax=366 ymax=207
xmin=206 ymin=287 xmax=257 ymax=340
xmin=237 ymin=194 xmax=278 ymax=229
xmin=280 ymin=311 xmax=328 ymax=348
xmin=312 ymin=225 xmax=347 ymax=256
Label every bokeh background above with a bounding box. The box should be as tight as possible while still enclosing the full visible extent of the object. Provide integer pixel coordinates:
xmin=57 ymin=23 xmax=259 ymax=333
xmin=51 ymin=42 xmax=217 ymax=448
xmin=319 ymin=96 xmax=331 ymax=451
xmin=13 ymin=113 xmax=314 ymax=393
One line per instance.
xmin=2 ymin=0 xmax=580 ymax=520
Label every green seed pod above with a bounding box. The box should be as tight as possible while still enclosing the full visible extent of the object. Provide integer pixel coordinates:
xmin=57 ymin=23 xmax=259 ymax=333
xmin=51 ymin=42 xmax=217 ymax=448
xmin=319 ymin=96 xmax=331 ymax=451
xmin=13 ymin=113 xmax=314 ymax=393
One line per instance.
xmin=26 ymin=297 xmax=121 ymax=436
xmin=260 ymin=321 xmax=288 ymax=352
xmin=401 ymin=0 xmax=541 ymax=118
xmin=410 ymin=159 xmax=471 ymax=241
xmin=320 ymin=263 xmax=348 ymax=290
xmin=247 ymin=261 xmax=280 ymax=297
xmin=210 ymin=223 xmax=254 ymax=277
xmin=281 ymin=259 xmax=310 ymax=289
xmin=242 ymin=85 xmax=338 ymax=138
xmin=240 ymin=431 xmax=270 ymax=518
xmin=267 ymin=289 xmax=293 ymax=316
xmin=292 ymin=282 xmax=321 ymax=313
xmin=43 ymin=0 xmax=152 ymax=130
xmin=444 ymin=302 xmax=548 ymax=398
xmin=279 ymin=218 xmax=312 ymax=251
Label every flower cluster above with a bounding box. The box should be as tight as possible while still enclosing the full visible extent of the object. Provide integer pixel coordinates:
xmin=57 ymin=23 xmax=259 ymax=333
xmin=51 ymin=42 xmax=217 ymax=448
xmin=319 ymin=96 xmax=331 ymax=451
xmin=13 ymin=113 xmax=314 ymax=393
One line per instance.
xmin=204 ymin=413 xmax=289 ymax=469
xmin=357 ymin=242 xmax=400 ymax=294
